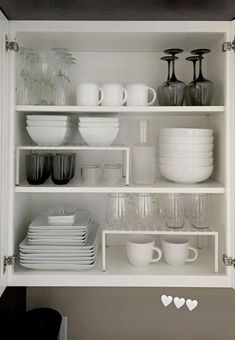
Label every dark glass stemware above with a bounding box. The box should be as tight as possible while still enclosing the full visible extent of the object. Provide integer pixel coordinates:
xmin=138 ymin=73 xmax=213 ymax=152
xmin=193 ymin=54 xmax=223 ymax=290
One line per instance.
xmin=157 ymin=56 xmax=175 ymax=105
xmin=185 ymin=56 xmax=201 ymax=105
xmin=158 ymin=48 xmax=186 ymax=106
xmin=188 ymin=49 xmax=214 ymax=105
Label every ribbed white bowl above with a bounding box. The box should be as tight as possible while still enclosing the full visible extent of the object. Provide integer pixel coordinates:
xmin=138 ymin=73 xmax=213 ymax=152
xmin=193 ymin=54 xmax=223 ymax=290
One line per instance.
xmin=159 ymin=143 xmax=213 ymax=152
xmin=159 ymin=135 xmax=213 ymax=144
xmin=160 ymin=128 xmax=213 ymax=137
xmin=159 ymin=157 xmax=213 ymax=167
xmin=159 ymin=164 xmax=214 ymax=183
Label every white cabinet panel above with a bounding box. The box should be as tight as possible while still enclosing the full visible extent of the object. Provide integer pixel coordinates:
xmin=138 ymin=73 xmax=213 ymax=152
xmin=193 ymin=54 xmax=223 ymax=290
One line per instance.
xmin=0 ymin=10 xmax=9 ymax=297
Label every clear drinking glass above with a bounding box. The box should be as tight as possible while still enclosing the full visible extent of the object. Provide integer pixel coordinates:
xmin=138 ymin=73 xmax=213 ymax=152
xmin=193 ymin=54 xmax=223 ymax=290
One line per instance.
xmin=106 ymin=193 xmax=133 ymax=227
xmin=133 ymin=193 xmax=160 ymax=227
xmin=81 ymin=165 xmax=101 ymax=185
xmin=185 ymin=55 xmax=201 ymax=106
xmin=164 ymin=193 xmax=185 ymax=229
xmin=189 ymin=193 xmax=209 ymax=229
xmin=103 ymin=164 xmax=123 ymax=185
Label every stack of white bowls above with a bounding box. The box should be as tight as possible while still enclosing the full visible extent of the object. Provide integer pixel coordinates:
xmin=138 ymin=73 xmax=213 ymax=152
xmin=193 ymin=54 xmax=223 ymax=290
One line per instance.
xmin=159 ymin=128 xmax=214 ymax=183
xmin=26 ymin=115 xmax=76 ymax=146
xmin=78 ymin=117 xmax=119 ymax=146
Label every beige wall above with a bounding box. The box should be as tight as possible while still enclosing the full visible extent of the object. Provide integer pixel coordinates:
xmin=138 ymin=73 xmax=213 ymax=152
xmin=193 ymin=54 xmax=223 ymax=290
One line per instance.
xmin=27 ymin=287 xmax=235 ymax=340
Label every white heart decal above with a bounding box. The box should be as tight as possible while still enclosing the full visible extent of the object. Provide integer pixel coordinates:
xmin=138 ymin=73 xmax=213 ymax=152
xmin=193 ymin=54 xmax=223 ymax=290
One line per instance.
xmin=174 ymin=297 xmax=185 ymax=309
xmin=186 ymin=299 xmax=198 ymax=311
xmin=161 ymin=295 xmax=173 ymax=307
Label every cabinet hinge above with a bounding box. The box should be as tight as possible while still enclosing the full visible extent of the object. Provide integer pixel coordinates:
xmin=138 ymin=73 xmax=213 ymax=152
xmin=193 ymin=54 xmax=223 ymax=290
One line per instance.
xmin=223 ymin=254 xmax=235 ymax=267
xmin=222 ymin=37 xmax=235 ymax=52
xmin=5 ymin=36 xmax=19 ymax=52
xmin=3 ymin=255 xmax=16 ymax=273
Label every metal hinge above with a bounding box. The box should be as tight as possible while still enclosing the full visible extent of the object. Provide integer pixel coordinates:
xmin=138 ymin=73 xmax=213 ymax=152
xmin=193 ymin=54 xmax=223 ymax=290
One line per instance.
xmin=222 ymin=37 xmax=235 ymax=52
xmin=3 ymin=255 xmax=16 ymax=273
xmin=5 ymin=36 xmax=19 ymax=52
xmin=223 ymin=254 xmax=235 ymax=267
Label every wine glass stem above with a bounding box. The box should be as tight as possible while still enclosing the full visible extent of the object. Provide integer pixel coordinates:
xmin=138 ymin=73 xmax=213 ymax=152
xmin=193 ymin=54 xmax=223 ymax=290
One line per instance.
xmin=167 ymin=60 xmax=171 ymax=81
xmin=193 ymin=61 xmax=196 ymax=81
xmin=198 ymin=57 xmax=203 ymax=78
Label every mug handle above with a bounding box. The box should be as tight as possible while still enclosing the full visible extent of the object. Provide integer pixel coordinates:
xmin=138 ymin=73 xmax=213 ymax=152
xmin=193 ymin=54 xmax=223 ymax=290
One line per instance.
xmin=147 ymin=87 xmax=157 ymax=106
xmin=121 ymin=87 xmax=128 ymax=104
xmin=186 ymin=247 xmax=198 ymax=262
xmin=97 ymin=87 xmax=104 ymax=105
xmin=150 ymin=246 xmax=162 ymax=263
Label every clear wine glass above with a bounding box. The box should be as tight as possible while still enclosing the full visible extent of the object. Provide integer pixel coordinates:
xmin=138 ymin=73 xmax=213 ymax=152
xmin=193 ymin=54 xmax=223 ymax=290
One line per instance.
xmin=157 ymin=55 xmax=175 ymax=106
xmin=188 ymin=49 xmax=214 ymax=106
xmin=185 ymin=55 xmax=201 ymax=105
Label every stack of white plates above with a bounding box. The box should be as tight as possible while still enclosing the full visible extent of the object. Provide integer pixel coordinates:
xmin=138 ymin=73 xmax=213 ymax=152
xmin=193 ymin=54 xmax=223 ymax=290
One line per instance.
xmin=19 ymin=210 xmax=99 ymax=271
xmin=78 ymin=117 xmax=119 ymax=146
xmin=26 ymin=115 xmax=76 ymax=146
xmin=159 ymin=128 xmax=214 ymax=183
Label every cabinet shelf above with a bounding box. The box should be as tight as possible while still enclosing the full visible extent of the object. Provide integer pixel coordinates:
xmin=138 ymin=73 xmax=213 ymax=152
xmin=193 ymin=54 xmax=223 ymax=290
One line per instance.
xmin=15 ymin=178 xmax=224 ymax=193
xmin=16 ymin=105 xmax=224 ymax=115
xmin=10 ymin=247 xmax=227 ymax=288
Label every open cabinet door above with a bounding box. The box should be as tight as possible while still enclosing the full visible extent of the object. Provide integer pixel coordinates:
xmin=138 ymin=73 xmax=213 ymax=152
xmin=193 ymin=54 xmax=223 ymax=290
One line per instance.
xmin=232 ymin=20 xmax=235 ymax=289
xmin=0 ymin=10 xmax=9 ymax=297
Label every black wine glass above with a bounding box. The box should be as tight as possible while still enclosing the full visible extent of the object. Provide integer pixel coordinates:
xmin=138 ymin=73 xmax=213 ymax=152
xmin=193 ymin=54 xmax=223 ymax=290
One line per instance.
xmin=185 ymin=56 xmax=201 ymax=105
xmin=188 ymin=49 xmax=214 ymax=105
xmin=157 ymin=56 xmax=175 ymax=105
xmin=159 ymin=48 xmax=186 ymax=106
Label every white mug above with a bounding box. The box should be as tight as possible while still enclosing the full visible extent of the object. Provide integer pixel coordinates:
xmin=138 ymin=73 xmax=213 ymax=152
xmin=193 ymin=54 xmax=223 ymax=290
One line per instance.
xmin=77 ymin=83 xmax=104 ymax=106
xmin=126 ymin=236 xmax=162 ymax=266
xmin=126 ymin=83 xmax=156 ymax=106
xmin=102 ymin=83 xmax=127 ymax=106
xmin=161 ymin=237 xmax=198 ymax=266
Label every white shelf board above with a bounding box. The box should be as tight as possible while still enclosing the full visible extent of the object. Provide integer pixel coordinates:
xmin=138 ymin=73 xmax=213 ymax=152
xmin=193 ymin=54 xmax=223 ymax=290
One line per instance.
xmin=9 ymin=247 xmax=228 ymax=288
xmin=16 ymin=105 xmax=224 ymax=115
xmin=16 ymin=145 xmax=129 ymax=151
xmin=15 ymin=178 xmax=224 ymax=194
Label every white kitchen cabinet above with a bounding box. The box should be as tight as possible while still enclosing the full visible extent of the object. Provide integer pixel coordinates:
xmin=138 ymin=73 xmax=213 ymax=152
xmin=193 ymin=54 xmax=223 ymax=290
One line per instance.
xmin=0 ymin=12 xmax=234 ymax=292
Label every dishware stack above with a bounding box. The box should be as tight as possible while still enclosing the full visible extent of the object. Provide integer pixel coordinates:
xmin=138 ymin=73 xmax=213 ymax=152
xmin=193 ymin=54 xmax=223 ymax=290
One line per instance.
xmin=78 ymin=117 xmax=119 ymax=146
xmin=159 ymin=128 xmax=214 ymax=183
xmin=19 ymin=208 xmax=99 ymax=270
xmin=26 ymin=115 xmax=76 ymax=146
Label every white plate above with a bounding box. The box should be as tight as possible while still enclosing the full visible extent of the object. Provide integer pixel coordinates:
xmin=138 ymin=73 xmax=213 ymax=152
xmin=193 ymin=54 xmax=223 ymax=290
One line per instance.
xmin=30 ymin=210 xmax=91 ymax=229
xmin=20 ymin=222 xmax=99 ymax=251
xmin=19 ymin=262 xmax=96 ymax=271
xmin=79 ymin=117 xmax=119 ymax=123
xmin=27 ymin=115 xmax=71 ymax=121
xmin=20 ymin=258 xmax=95 ymax=264
xmin=20 ymin=249 xmax=95 ymax=255
xmin=20 ymin=254 xmax=95 ymax=260
xmin=48 ymin=207 xmax=77 ymax=218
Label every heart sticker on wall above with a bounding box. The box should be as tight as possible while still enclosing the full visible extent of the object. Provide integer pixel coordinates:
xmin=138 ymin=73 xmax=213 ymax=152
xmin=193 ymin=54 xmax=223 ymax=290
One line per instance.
xmin=161 ymin=295 xmax=173 ymax=307
xmin=174 ymin=297 xmax=185 ymax=309
xmin=186 ymin=299 xmax=198 ymax=311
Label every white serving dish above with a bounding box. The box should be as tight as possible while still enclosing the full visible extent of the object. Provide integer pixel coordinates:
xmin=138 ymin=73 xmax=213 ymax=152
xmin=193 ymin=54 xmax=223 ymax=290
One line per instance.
xmin=159 ymin=157 xmax=213 ymax=166
xmin=159 ymin=164 xmax=214 ymax=183
xmin=160 ymin=128 xmax=213 ymax=137
xmin=159 ymin=149 xmax=213 ymax=158
xmin=79 ymin=126 xmax=119 ymax=146
xmin=27 ymin=115 xmax=70 ymax=121
xmin=159 ymin=135 xmax=213 ymax=144
xmin=159 ymin=143 xmax=213 ymax=152
xmin=79 ymin=117 xmax=119 ymax=123
xmin=79 ymin=123 xmax=119 ymax=128
xmin=26 ymin=126 xmax=70 ymax=146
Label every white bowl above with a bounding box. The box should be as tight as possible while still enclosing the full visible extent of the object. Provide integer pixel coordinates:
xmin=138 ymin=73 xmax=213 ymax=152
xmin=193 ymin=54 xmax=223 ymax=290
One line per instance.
xmin=26 ymin=126 xmax=69 ymax=146
xmin=159 ymin=164 xmax=214 ymax=183
xmin=79 ymin=117 xmax=119 ymax=123
xmin=79 ymin=122 xmax=119 ymax=128
xmin=78 ymin=127 xmax=119 ymax=146
xmin=159 ymin=149 xmax=213 ymax=158
xmin=159 ymin=157 xmax=213 ymax=167
xmin=27 ymin=115 xmax=70 ymax=121
xmin=160 ymin=128 xmax=213 ymax=137
xmin=159 ymin=135 xmax=213 ymax=144
xmin=159 ymin=143 xmax=213 ymax=152
xmin=27 ymin=120 xmax=75 ymax=127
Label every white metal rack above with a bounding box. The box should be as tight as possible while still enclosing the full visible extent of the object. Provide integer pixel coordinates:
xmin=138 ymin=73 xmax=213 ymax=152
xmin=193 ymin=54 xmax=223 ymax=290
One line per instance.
xmin=102 ymin=224 xmax=219 ymax=273
xmin=15 ymin=145 xmax=130 ymax=186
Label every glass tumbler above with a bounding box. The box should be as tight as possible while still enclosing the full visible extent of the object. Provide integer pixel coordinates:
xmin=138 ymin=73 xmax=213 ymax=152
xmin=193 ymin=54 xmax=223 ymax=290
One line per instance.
xmin=103 ymin=164 xmax=123 ymax=185
xmin=26 ymin=154 xmax=48 ymax=185
xmin=51 ymin=153 xmax=73 ymax=185
xmin=164 ymin=193 xmax=185 ymax=229
xmin=133 ymin=193 xmax=160 ymax=227
xmin=81 ymin=165 xmax=101 ymax=185
xmin=189 ymin=193 xmax=209 ymax=229
xmin=106 ymin=193 xmax=133 ymax=227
